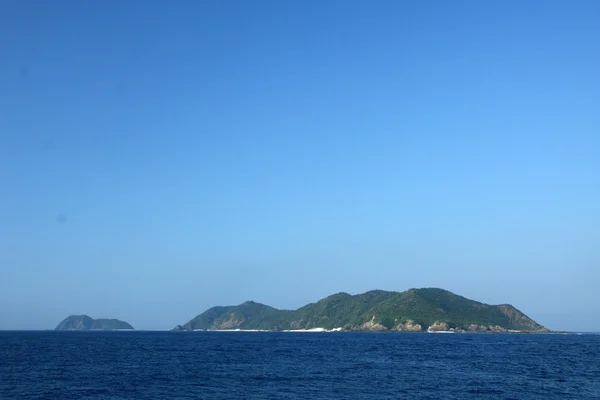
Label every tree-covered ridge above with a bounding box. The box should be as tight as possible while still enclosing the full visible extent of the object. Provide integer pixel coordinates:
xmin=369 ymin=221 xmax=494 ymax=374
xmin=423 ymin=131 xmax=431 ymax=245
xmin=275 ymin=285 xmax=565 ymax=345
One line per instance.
xmin=55 ymin=315 xmax=134 ymax=330
xmin=175 ymin=288 xmax=548 ymax=332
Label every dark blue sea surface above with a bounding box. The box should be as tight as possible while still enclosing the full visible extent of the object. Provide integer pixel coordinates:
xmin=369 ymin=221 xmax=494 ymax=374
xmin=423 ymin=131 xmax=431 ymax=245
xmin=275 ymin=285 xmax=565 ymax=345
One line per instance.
xmin=1 ymin=331 xmax=599 ymax=399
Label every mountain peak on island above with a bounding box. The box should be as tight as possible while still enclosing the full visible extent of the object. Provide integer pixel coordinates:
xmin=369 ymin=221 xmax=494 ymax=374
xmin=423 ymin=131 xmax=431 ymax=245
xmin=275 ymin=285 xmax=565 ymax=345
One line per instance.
xmin=174 ymin=288 xmax=548 ymax=333
xmin=55 ymin=315 xmax=134 ymax=331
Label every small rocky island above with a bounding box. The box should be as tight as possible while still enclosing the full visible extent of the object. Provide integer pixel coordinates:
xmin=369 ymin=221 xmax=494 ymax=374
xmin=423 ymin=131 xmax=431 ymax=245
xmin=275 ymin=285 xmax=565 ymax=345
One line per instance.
xmin=174 ymin=288 xmax=549 ymax=333
xmin=55 ymin=315 xmax=134 ymax=331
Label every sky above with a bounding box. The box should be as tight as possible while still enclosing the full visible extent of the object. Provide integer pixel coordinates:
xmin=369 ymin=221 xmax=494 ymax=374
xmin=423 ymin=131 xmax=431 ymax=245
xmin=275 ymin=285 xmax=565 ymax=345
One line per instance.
xmin=0 ymin=0 xmax=598 ymax=332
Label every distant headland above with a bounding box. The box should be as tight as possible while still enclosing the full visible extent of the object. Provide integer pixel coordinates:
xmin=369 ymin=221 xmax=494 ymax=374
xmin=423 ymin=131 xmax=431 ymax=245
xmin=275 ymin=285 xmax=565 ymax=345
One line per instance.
xmin=55 ymin=315 xmax=134 ymax=331
xmin=173 ymin=288 xmax=549 ymax=333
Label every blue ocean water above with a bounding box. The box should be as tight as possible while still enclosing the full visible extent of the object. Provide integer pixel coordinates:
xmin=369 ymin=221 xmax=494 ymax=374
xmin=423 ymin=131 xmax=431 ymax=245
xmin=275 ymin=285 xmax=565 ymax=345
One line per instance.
xmin=1 ymin=332 xmax=599 ymax=399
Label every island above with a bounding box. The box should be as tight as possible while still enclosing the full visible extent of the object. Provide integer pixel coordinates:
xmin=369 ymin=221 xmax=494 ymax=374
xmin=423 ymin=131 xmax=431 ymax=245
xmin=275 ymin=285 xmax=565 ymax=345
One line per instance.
xmin=173 ymin=288 xmax=549 ymax=333
xmin=55 ymin=315 xmax=134 ymax=331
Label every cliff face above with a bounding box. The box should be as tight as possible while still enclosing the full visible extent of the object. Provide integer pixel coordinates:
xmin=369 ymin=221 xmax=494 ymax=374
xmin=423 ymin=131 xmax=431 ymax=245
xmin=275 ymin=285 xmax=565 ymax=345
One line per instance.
xmin=175 ymin=288 xmax=549 ymax=333
xmin=395 ymin=320 xmax=423 ymax=332
xmin=496 ymin=304 xmax=549 ymax=332
xmin=55 ymin=315 xmax=134 ymax=330
xmin=56 ymin=315 xmax=96 ymax=330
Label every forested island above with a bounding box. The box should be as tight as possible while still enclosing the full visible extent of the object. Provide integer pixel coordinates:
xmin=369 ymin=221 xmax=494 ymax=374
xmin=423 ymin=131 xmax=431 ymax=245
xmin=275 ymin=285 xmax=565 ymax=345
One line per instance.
xmin=174 ymin=288 xmax=548 ymax=333
xmin=55 ymin=315 xmax=134 ymax=331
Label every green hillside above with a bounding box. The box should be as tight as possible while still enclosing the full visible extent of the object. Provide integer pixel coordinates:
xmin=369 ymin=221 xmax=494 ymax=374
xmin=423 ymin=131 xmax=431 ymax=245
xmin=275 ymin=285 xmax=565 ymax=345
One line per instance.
xmin=55 ymin=315 xmax=134 ymax=330
xmin=174 ymin=288 xmax=548 ymax=332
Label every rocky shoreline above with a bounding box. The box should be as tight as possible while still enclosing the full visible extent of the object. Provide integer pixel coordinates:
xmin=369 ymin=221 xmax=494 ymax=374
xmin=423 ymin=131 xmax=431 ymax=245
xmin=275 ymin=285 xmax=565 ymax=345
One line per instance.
xmin=176 ymin=323 xmax=551 ymax=334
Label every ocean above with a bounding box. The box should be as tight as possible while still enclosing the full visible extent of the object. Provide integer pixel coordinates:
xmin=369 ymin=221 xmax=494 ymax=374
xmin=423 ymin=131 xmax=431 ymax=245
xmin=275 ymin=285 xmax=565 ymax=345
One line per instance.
xmin=1 ymin=331 xmax=599 ymax=399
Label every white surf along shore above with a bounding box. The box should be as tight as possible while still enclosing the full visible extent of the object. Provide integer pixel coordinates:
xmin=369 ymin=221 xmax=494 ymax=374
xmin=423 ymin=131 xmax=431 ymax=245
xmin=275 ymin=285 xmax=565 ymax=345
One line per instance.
xmin=198 ymin=327 xmax=344 ymax=333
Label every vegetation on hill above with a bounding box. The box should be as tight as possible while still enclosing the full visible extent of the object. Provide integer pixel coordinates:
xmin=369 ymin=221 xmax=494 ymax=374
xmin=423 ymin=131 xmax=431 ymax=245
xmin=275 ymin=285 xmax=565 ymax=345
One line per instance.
xmin=175 ymin=288 xmax=548 ymax=332
xmin=55 ymin=315 xmax=134 ymax=330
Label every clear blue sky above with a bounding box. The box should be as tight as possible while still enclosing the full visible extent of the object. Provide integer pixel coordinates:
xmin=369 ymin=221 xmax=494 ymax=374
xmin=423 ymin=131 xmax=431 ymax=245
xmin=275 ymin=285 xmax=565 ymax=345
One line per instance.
xmin=1 ymin=1 xmax=598 ymax=331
